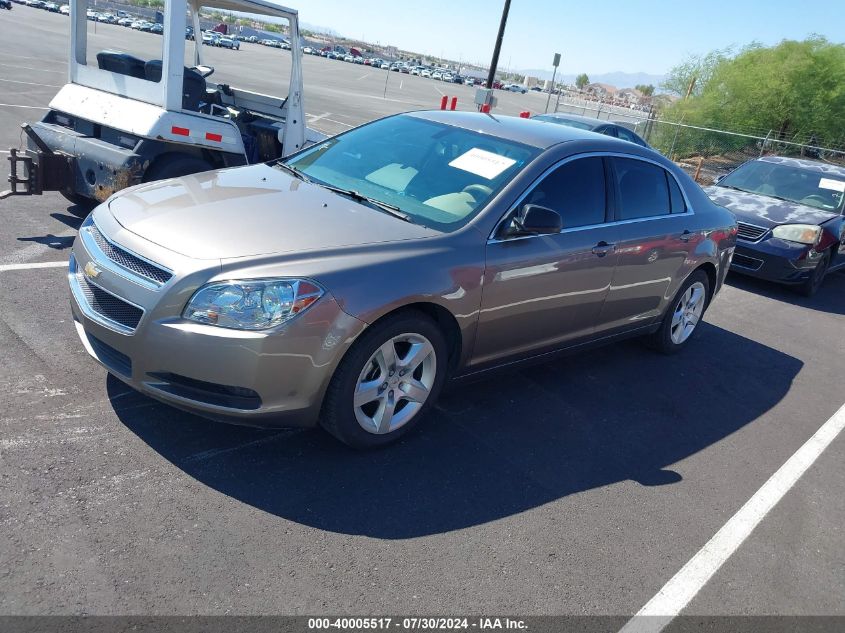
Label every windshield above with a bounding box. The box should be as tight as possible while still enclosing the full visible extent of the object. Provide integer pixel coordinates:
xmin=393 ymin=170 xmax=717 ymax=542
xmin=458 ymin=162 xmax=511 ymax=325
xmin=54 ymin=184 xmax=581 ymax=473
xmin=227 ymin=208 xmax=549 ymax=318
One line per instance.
xmin=533 ymin=115 xmax=594 ymax=131
xmin=718 ymin=160 xmax=845 ymax=212
xmin=282 ymin=115 xmax=540 ymax=230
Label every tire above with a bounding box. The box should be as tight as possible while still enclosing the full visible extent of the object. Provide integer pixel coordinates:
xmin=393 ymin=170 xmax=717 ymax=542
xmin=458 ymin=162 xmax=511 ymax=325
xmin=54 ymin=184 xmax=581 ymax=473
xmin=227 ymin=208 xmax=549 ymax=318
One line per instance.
xmin=143 ymin=154 xmax=212 ymax=183
xmin=796 ymin=249 xmax=830 ymax=297
xmin=61 ymin=190 xmax=93 ymax=206
xmin=61 ymin=191 xmax=97 ymax=216
xmin=647 ymin=270 xmax=710 ymax=355
xmin=320 ymin=310 xmax=449 ymax=449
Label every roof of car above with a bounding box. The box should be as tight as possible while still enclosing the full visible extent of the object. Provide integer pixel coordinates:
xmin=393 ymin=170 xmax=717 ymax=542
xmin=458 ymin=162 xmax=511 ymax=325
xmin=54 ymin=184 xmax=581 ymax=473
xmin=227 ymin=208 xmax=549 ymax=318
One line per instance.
xmin=757 ymin=155 xmax=845 ymax=178
xmin=531 ymin=112 xmax=607 ymax=129
xmin=409 ymin=110 xmax=623 ymax=149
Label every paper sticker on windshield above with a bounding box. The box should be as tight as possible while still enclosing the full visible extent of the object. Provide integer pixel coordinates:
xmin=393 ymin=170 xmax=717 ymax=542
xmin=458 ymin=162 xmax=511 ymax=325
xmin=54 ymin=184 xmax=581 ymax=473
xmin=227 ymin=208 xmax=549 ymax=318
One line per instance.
xmin=449 ymin=148 xmax=516 ymax=180
xmin=819 ymin=177 xmax=845 ymax=192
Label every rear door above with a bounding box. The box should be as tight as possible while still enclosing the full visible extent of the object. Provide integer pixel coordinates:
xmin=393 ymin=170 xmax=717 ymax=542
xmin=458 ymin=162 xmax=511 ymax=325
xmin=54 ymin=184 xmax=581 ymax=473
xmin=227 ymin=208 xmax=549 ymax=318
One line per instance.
xmin=471 ymin=156 xmax=621 ymax=367
xmin=596 ymin=156 xmax=696 ymax=334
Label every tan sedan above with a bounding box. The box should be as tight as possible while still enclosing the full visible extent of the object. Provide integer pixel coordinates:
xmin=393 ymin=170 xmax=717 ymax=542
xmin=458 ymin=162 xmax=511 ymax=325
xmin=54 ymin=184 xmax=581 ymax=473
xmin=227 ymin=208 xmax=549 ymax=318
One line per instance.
xmin=69 ymin=111 xmax=737 ymax=448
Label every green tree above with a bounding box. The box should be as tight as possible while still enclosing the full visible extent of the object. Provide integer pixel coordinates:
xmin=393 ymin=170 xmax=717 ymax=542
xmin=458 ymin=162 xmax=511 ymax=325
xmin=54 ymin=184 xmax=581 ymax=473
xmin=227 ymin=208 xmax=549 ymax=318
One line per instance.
xmin=661 ymin=48 xmax=733 ymax=98
xmin=656 ymin=37 xmax=845 ymax=155
xmin=635 ymin=84 xmax=655 ymax=97
xmin=575 ymin=73 xmax=589 ymax=90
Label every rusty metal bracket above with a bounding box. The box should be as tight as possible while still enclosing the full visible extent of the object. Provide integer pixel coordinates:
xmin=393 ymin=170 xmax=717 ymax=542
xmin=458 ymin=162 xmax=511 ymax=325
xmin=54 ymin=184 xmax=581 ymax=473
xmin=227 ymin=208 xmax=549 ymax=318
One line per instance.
xmin=0 ymin=148 xmax=35 ymax=199
xmin=1 ymin=147 xmax=74 ymax=200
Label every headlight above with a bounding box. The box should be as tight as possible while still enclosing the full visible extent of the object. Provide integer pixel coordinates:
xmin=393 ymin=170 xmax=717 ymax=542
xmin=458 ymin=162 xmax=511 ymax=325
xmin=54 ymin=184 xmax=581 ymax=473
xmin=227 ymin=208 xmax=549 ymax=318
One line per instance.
xmin=183 ymin=279 xmax=324 ymax=330
xmin=771 ymin=224 xmax=822 ymax=245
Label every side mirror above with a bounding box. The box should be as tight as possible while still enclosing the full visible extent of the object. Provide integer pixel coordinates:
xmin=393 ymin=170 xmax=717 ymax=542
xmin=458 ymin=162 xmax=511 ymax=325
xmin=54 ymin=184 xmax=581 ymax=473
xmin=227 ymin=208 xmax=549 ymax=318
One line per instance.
xmin=509 ymin=204 xmax=562 ymax=236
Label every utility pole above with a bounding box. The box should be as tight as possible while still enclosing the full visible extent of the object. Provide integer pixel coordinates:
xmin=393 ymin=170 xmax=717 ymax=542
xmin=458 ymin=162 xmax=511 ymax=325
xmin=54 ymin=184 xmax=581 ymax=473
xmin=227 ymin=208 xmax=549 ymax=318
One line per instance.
xmin=485 ymin=0 xmax=511 ymax=90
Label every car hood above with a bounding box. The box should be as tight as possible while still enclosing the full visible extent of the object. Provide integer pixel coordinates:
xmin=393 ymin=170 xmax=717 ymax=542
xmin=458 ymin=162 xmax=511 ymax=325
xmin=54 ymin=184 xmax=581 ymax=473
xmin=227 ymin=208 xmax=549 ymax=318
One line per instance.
xmin=703 ymin=185 xmax=839 ymax=227
xmin=108 ymin=164 xmax=438 ymax=259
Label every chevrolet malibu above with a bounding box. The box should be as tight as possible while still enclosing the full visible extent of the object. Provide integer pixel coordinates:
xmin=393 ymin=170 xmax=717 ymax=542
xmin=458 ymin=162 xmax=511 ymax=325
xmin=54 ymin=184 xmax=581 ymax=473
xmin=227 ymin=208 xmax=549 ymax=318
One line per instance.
xmin=706 ymin=156 xmax=845 ymax=296
xmin=69 ymin=112 xmax=736 ymax=448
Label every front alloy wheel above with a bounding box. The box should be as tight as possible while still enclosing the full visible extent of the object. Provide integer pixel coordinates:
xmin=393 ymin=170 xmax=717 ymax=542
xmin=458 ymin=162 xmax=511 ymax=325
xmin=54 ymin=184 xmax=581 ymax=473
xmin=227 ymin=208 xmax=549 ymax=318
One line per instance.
xmin=354 ymin=334 xmax=436 ymax=435
xmin=320 ymin=311 xmax=448 ymax=448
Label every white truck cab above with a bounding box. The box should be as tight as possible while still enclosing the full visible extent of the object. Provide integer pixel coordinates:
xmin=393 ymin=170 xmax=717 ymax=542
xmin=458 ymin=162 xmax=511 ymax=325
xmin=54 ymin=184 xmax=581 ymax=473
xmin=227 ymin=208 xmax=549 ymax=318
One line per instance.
xmin=3 ymin=0 xmax=324 ymax=203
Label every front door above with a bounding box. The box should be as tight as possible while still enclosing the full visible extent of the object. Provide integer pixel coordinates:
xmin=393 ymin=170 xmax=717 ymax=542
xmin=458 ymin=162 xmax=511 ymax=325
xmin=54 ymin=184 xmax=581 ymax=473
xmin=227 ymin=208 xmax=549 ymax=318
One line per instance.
xmin=471 ymin=156 xmax=620 ymax=367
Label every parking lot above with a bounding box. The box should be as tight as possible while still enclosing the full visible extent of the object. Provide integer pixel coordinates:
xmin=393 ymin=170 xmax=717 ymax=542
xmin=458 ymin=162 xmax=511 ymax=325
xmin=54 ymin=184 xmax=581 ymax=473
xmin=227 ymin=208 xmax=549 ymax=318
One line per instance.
xmin=1 ymin=5 xmax=844 ymax=624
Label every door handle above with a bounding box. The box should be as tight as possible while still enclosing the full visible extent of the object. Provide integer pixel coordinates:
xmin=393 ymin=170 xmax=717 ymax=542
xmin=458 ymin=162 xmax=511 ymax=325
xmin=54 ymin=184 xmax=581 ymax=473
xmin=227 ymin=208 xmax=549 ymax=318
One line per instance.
xmin=680 ymin=230 xmax=693 ymax=242
xmin=591 ymin=241 xmax=616 ymax=257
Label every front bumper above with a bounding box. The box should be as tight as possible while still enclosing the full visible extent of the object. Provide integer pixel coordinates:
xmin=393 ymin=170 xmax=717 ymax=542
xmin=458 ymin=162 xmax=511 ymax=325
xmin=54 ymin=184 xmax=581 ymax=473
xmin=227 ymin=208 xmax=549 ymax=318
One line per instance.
xmin=729 ymin=237 xmax=823 ymax=285
xmin=68 ymin=214 xmax=367 ymax=428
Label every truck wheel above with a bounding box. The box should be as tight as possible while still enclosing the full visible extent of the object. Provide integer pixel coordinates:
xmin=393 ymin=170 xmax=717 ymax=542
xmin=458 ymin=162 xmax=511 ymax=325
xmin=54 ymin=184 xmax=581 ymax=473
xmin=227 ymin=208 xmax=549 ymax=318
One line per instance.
xmin=61 ymin=191 xmax=96 ymax=214
xmin=143 ymin=155 xmax=213 ymax=183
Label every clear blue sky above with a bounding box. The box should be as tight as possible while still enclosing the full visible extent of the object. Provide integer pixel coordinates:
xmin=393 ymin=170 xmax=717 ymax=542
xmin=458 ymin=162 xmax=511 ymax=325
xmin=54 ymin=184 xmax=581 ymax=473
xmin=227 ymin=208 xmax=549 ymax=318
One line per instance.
xmin=288 ymin=0 xmax=845 ymax=74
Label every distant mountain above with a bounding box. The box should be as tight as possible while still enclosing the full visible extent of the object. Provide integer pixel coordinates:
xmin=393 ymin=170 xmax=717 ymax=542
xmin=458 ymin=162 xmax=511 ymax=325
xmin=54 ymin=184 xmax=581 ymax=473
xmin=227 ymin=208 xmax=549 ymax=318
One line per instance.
xmin=519 ymin=69 xmax=665 ymax=90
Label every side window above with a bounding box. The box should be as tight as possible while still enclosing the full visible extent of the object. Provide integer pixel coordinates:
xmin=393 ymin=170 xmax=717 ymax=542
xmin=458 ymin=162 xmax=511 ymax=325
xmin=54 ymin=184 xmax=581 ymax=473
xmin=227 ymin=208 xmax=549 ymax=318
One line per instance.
xmin=667 ymin=172 xmax=687 ymax=213
xmin=613 ymin=157 xmax=671 ymax=220
xmin=616 ymin=127 xmax=640 ymax=145
xmin=525 ymin=157 xmax=607 ymax=228
xmin=596 ymin=126 xmax=617 ymax=138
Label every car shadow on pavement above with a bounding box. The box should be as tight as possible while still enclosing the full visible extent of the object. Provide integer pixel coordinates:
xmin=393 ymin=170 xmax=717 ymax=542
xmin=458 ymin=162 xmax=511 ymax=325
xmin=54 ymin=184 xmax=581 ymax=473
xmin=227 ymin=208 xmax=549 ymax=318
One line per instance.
xmin=110 ymin=322 xmax=802 ymax=539
xmin=725 ymin=270 xmax=845 ymax=316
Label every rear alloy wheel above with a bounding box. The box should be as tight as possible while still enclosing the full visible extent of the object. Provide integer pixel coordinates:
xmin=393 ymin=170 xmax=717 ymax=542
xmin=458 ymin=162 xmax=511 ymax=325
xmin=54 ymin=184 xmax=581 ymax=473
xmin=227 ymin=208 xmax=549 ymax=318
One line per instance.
xmin=648 ymin=270 xmax=710 ymax=354
xmin=320 ymin=312 xmax=447 ymax=449
xmin=797 ymin=249 xmax=830 ymax=298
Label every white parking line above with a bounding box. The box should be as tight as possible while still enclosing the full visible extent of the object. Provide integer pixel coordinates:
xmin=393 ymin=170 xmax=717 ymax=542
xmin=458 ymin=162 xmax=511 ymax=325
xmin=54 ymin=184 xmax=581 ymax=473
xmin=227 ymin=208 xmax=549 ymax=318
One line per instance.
xmin=1 ymin=52 xmax=67 ymax=64
xmin=356 ymin=73 xmax=370 ymax=81
xmin=619 ymin=401 xmax=845 ymax=633
xmin=0 ymin=261 xmax=68 ymax=272
xmin=433 ymin=85 xmax=445 ymax=96
xmin=0 ymin=105 xmax=49 ymax=110
xmin=0 ymin=62 xmax=65 ymax=74
xmin=0 ymin=77 xmax=62 ymax=89
xmin=307 ymin=112 xmax=333 ymax=123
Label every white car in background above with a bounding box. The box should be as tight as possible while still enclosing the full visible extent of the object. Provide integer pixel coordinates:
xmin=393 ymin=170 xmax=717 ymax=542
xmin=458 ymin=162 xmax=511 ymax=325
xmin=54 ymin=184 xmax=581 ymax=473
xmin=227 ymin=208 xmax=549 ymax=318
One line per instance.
xmin=59 ymin=4 xmax=70 ymax=14
xmin=432 ymin=71 xmax=443 ymax=80
xmin=420 ymin=68 xmax=432 ymax=78
xmin=442 ymin=72 xmax=454 ymax=82
xmin=302 ymin=46 xmax=313 ymax=54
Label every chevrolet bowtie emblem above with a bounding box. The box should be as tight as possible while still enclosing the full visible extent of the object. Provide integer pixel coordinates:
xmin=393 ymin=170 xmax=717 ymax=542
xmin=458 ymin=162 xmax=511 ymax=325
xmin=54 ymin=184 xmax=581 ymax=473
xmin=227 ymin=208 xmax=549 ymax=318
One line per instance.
xmin=84 ymin=261 xmax=102 ymax=280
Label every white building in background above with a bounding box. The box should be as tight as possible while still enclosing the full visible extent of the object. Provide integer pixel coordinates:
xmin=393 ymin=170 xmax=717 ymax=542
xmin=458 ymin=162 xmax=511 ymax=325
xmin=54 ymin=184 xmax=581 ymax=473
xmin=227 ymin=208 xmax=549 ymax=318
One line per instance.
xmin=523 ymin=76 xmax=539 ymax=88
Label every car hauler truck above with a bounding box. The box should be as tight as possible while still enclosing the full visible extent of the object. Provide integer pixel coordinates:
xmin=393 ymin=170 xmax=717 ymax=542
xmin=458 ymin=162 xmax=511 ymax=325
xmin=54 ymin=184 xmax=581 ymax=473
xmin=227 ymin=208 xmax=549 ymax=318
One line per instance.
xmin=2 ymin=0 xmax=324 ymax=203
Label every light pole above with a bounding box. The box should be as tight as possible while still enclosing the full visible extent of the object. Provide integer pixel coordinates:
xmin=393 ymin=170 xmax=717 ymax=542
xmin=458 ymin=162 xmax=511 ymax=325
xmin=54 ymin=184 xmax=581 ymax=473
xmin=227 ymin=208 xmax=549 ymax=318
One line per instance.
xmin=545 ymin=53 xmax=561 ymax=113
xmin=485 ymin=0 xmax=511 ymax=90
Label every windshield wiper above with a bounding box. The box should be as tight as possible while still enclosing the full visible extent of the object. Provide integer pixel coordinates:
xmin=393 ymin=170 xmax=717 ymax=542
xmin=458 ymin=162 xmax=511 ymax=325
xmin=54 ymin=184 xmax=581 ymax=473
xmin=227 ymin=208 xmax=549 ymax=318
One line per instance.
xmin=720 ymin=184 xmax=795 ymax=204
xmin=316 ymin=184 xmax=415 ymax=223
xmin=275 ymin=162 xmax=311 ymax=182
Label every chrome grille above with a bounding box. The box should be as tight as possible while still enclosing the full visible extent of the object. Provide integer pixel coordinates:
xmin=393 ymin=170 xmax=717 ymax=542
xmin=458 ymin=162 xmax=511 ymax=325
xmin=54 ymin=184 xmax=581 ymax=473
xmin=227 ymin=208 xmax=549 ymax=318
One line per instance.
xmin=736 ymin=222 xmax=768 ymax=243
xmin=75 ymin=271 xmax=144 ymax=331
xmin=88 ymin=225 xmax=172 ymax=285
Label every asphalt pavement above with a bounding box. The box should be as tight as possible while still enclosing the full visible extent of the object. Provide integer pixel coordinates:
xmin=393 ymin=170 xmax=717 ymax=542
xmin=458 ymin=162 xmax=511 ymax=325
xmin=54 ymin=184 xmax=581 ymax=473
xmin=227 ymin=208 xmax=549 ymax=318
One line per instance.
xmin=0 ymin=6 xmax=843 ymax=624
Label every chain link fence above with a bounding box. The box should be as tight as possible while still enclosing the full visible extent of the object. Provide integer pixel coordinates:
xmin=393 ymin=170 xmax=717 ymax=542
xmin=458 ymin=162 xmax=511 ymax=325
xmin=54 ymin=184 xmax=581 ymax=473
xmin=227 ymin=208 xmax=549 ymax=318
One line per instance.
xmin=642 ymin=120 xmax=845 ymax=184
xmin=550 ymin=98 xmax=845 ymax=185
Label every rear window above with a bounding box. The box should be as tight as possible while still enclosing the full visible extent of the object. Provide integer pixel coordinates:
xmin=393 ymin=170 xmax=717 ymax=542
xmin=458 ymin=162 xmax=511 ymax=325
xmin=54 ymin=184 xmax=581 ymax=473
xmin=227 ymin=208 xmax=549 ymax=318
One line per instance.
xmin=612 ymin=158 xmax=671 ymax=220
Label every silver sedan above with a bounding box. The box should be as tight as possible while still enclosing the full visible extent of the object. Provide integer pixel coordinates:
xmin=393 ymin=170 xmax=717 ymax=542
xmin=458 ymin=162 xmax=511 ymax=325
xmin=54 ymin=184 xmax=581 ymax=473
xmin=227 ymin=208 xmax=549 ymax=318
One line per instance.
xmin=69 ymin=111 xmax=736 ymax=448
